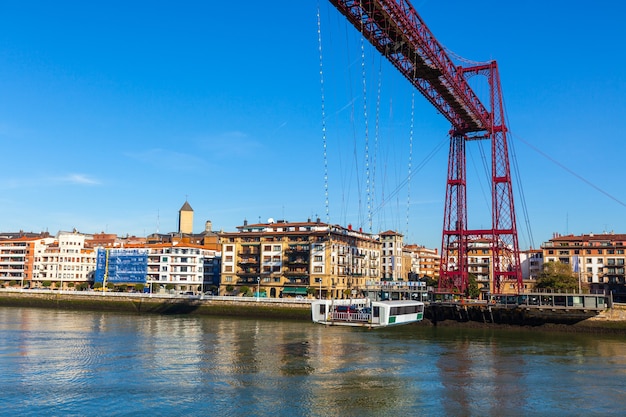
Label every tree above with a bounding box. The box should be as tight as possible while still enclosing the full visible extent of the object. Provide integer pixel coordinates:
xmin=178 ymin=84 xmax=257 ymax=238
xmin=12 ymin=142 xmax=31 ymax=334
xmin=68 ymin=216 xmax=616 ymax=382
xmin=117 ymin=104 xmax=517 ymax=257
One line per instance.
xmin=466 ymin=274 xmax=480 ymax=299
xmin=421 ymin=276 xmax=438 ymax=288
xmin=536 ymin=261 xmax=579 ymax=292
xmin=134 ymin=283 xmax=145 ymax=292
xmin=240 ymin=286 xmax=250 ymax=296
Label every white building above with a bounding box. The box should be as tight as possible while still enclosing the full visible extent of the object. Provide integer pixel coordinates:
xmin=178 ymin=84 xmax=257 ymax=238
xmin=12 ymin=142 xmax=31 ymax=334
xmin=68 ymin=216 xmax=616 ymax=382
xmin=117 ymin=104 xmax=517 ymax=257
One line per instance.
xmin=34 ymin=232 xmax=96 ymax=289
xmin=146 ymin=243 xmax=220 ymax=294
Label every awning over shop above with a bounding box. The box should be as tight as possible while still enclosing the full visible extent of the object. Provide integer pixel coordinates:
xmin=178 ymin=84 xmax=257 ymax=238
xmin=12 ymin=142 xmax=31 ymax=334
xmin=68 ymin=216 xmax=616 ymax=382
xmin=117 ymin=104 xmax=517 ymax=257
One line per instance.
xmin=283 ymin=287 xmax=308 ymax=295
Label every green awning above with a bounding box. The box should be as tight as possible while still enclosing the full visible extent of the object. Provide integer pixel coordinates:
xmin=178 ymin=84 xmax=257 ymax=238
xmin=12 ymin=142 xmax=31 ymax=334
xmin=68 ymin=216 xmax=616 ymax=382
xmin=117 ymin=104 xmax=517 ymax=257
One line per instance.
xmin=283 ymin=287 xmax=308 ymax=295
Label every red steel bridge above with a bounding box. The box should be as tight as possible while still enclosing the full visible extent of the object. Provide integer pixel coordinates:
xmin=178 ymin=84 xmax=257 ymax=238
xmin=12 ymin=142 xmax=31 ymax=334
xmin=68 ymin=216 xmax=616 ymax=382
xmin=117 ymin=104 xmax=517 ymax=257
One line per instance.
xmin=328 ymin=0 xmax=522 ymax=294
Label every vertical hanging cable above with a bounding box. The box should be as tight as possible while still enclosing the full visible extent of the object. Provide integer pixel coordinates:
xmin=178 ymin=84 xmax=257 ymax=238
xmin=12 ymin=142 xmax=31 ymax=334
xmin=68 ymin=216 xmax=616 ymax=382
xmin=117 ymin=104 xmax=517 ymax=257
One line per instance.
xmin=406 ymin=91 xmax=414 ymax=237
xmin=317 ymin=4 xmax=329 ymax=224
xmin=371 ymin=59 xmax=382 ymax=234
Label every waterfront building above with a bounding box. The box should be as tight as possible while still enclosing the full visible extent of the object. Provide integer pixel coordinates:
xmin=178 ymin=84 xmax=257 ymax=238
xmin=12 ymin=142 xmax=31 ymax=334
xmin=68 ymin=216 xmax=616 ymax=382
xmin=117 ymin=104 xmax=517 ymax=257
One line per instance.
xmin=145 ymin=241 xmax=220 ymax=294
xmin=94 ymin=247 xmax=149 ymax=288
xmin=380 ymin=230 xmax=404 ymax=281
xmin=219 ymin=219 xmax=381 ymax=299
xmin=33 ymin=231 xmax=97 ymax=289
xmin=92 ymin=241 xmax=220 ymax=294
xmin=405 ymin=244 xmax=440 ymax=281
xmin=0 ymin=234 xmax=52 ymax=288
xmin=541 ymin=232 xmax=626 ymax=300
xmin=519 ymin=248 xmax=543 ymax=290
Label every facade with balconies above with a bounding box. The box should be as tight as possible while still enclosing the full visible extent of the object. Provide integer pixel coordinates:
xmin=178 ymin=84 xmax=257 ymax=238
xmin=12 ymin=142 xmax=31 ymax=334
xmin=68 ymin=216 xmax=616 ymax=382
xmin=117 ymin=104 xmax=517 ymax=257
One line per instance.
xmin=541 ymin=232 xmax=626 ymax=300
xmin=219 ymin=219 xmax=381 ymax=299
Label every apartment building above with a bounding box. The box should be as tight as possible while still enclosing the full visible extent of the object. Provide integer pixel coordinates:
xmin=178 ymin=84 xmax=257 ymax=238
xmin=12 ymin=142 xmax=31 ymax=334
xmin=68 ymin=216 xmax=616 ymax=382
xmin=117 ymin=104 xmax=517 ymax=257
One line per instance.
xmin=145 ymin=242 xmax=220 ymax=294
xmin=541 ymin=232 xmax=626 ymax=299
xmin=34 ymin=231 xmax=97 ymax=289
xmin=219 ymin=219 xmax=381 ymax=299
xmin=405 ymin=244 xmax=440 ymax=280
xmin=0 ymin=235 xmax=52 ymax=287
xmin=379 ymin=230 xmax=404 ymax=281
xmin=520 ymin=248 xmax=543 ymax=289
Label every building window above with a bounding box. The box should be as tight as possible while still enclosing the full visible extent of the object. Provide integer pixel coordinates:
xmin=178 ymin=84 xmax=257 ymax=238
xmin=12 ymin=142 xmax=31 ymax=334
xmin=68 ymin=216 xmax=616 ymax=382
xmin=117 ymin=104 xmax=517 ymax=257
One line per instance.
xmin=225 ymin=245 xmax=234 ymax=252
xmin=273 ymin=245 xmax=281 ymax=251
xmin=314 ymin=266 xmax=323 ymax=273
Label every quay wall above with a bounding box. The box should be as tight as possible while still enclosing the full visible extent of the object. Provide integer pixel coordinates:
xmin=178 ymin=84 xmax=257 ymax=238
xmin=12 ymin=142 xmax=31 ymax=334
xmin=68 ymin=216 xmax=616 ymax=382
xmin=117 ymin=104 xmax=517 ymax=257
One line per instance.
xmin=0 ymin=291 xmax=311 ymax=321
xmin=2 ymin=291 xmax=626 ymax=333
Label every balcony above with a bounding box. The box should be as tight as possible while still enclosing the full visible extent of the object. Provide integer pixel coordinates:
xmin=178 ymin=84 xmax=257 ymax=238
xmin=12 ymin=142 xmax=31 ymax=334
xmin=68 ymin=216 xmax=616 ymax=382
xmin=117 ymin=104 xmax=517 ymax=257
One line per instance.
xmin=286 ymin=246 xmax=309 ymax=254
xmin=238 ymin=250 xmax=260 ymax=256
xmin=237 ymin=269 xmax=261 ymax=276
xmin=238 ymin=258 xmax=260 ymax=266
xmin=285 ymin=268 xmax=308 ymax=276
xmin=286 ymin=258 xmax=308 ymax=265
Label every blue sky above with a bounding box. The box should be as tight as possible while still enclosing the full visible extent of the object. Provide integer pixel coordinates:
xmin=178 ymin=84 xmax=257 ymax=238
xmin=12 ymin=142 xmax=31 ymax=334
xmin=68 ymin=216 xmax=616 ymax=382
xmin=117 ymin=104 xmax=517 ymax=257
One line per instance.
xmin=1 ymin=1 xmax=625 ymax=250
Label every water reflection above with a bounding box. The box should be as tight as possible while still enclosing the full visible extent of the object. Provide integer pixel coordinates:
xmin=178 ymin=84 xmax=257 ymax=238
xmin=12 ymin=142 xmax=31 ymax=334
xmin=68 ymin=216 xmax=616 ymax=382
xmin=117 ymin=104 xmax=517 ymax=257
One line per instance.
xmin=1 ymin=308 xmax=626 ymax=416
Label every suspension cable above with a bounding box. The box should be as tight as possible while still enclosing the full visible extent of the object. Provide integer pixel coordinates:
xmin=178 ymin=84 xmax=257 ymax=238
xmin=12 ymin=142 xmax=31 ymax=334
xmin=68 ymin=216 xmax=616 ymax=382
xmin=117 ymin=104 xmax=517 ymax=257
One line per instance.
xmin=317 ymin=4 xmax=330 ymax=224
xmin=406 ymin=91 xmax=414 ymax=237
xmin=371 ymin=58 xmax=382 ymax=234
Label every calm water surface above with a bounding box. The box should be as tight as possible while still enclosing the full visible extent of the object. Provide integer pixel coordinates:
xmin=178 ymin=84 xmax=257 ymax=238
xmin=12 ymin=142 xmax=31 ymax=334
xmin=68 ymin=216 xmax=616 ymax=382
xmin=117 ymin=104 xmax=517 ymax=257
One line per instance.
xmin=0 ymin=307 xmax=625 ymax=416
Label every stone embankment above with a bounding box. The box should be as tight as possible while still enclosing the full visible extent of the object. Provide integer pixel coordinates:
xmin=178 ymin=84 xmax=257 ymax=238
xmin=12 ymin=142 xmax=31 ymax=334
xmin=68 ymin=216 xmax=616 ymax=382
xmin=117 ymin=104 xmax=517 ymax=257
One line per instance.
xmin=0 ymin=290 xmax=311 ymax=320
xmin=1 ymin=290 xmax=625 ymax=333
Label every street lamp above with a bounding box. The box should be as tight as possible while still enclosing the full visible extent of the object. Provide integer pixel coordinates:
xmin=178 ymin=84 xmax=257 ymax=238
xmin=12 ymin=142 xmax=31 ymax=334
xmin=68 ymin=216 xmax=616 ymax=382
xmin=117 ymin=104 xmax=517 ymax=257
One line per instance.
xmin=256 ymin=277 xmax=260 ymax=301
xmin=318 ymin=277 xmax=322 ymax=299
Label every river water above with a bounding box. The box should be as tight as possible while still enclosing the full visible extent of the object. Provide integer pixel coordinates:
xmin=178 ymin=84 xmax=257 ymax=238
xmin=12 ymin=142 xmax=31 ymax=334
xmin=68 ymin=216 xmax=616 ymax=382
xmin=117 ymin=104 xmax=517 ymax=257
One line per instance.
xmin=0 ymin=307 xmax=625 ymax=416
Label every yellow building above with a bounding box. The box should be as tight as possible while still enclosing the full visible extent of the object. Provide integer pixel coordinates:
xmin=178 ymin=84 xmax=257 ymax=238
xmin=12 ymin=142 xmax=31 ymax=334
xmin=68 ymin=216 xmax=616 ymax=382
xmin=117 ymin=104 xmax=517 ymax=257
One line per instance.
xmin=219 ymin=219 xmax=381 ymax=299
xmin=178 ymin=201 xmax=194 ymax=235
xmin=404 ymin=244 xmax=440 ymax=280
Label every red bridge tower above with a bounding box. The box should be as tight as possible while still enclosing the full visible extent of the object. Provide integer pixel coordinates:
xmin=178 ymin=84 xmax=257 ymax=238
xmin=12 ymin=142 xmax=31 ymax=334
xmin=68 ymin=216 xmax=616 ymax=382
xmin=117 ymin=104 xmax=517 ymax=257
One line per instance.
xmin=328 ymin=0 xmax=522 ymax=294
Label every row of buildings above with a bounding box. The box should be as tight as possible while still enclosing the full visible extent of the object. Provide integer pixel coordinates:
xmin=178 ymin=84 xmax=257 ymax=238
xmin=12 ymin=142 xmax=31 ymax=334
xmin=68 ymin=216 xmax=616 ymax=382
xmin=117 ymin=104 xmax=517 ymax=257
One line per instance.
xmin=1 ymin=201 xmax=624 ymax=298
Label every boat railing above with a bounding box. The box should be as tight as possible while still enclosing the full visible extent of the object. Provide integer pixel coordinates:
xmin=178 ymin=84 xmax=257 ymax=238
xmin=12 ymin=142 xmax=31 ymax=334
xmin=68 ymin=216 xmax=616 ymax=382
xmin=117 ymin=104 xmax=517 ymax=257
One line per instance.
xmin=330 ymin=311 xmax=371 ymax=322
